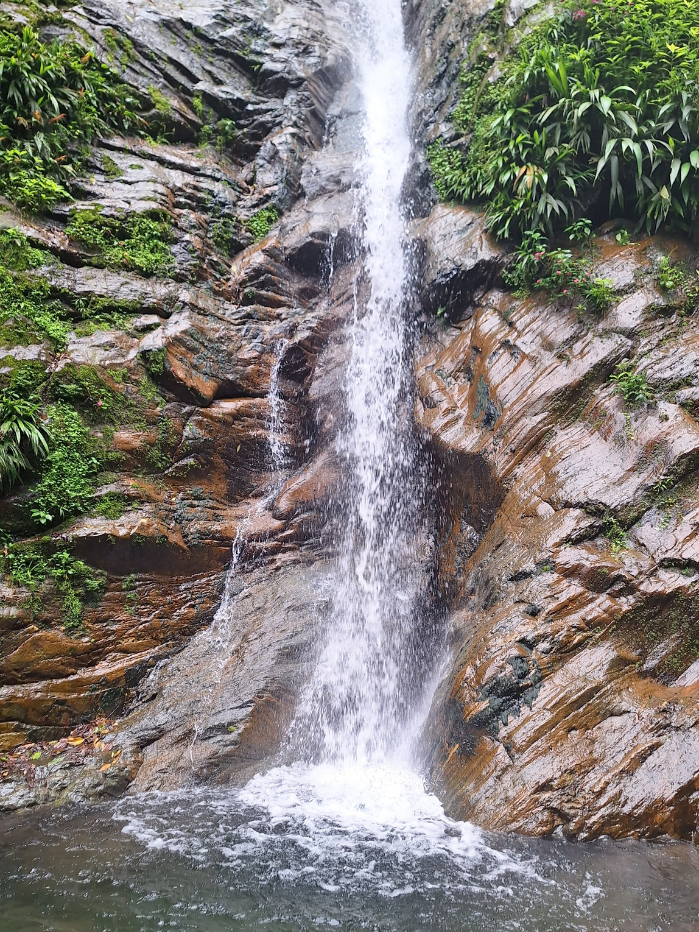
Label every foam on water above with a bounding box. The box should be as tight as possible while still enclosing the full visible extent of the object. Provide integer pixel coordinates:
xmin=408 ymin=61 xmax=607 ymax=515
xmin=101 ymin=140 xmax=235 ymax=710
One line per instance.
xmin=115 ymin=766 xmax=539 ymax=899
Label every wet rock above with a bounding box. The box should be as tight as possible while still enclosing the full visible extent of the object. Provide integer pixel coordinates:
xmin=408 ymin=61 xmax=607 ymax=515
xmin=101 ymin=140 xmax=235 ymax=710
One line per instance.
xmin=419 ymin=235 xmax=699 ymax=841
xmin=410 ymin=205 xmax=507 ymax=321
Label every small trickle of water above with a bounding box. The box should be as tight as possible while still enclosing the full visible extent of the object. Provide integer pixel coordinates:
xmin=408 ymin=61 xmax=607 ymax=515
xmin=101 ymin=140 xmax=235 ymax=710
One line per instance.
xmin=267 ymin=340 xmax=290 ymax=473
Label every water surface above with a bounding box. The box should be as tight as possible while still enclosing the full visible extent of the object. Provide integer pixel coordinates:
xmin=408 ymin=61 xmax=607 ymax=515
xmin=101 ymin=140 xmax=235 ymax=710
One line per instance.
xmin=1 ymin=764 xmax=697 ymax=932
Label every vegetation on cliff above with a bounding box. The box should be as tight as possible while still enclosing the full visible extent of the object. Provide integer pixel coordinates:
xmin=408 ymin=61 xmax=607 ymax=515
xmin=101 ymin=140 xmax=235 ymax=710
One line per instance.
xmin=430 ymin=0 xmax=699 ymax=240
xmin=0 ymin=24 xmax=144 ymax=212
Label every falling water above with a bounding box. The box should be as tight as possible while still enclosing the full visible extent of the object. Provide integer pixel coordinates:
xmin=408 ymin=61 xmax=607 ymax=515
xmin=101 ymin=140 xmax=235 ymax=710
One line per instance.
xmin=292 ymin=0 xmax=433 ymax=765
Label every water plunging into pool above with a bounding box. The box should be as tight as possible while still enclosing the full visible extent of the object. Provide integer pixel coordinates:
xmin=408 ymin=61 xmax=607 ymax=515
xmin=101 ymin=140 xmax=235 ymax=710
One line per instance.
xmin=220 ymin=0 xmax=460 ymax=856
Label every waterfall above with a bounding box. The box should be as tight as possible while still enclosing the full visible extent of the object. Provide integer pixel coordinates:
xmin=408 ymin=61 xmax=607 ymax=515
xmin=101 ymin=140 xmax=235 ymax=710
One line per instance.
xmin=292 ymin=0 xmax=435 ymax=765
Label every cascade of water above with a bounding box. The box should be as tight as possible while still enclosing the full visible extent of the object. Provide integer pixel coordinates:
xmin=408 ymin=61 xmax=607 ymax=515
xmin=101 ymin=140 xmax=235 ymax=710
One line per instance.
xmin=293 ymin=0 xmax=435 ymax=765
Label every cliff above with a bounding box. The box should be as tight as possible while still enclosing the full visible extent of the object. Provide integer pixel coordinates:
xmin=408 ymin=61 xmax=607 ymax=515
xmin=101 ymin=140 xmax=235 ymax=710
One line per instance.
xmin=1 ymin=0 xmax=698 ymax=842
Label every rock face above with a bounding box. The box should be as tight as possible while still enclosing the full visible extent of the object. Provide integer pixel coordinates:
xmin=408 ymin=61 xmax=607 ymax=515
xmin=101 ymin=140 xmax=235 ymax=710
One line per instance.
xmin=415 ymin=213 xmax=699 ymax=840
xmin=0 ymin=0 xmax=357 ymax=804
xmin=1 ymin=0 xmax=699 ymax=846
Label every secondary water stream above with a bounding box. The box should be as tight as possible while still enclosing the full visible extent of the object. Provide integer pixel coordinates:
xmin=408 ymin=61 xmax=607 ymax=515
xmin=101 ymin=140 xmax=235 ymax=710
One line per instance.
xmin=1 ymin=2 xmax=698 ymax=929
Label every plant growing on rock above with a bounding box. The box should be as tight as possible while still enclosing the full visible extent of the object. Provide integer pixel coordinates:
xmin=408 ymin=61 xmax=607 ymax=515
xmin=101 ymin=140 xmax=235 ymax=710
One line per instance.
xmin=0 ymin=25 xmax=145 ymax=212
xmin=610 ymin=362 xmax=654 ymax=406
xmin=430 ymin=0 xmax=699 ymax=240
xmin=245 ymin=206 xmax=279 ymax=243
xmin=66 ymin=209 xmax=174 ymax=276
xmin=0 ymin=390 xmax=50 ymax=490
xmin=2 ymin=540 xmax=106 ymax=632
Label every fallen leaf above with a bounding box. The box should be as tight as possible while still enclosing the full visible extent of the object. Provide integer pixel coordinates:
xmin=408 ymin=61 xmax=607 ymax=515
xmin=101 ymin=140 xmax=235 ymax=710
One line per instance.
xmin=67 ymin=737 xmax=85 ymax=746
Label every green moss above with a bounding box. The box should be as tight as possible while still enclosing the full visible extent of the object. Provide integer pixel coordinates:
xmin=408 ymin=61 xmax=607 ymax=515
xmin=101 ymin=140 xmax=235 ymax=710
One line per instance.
xmin=145 ymin=416 xmax=178 ymax=472
xmin=101 ymin=154 xmax=123 ymax=179
xmin=148 ymin=85 xmax=171 ymax=114
xmin=0 ymin=267 xmax=70 ymax=349
xmin=1 ymin=539 xmax=106 ymax=634
xmin=66 ymin=209 xmax=174 ymax=277
xmin=0 ymin=229 xmax=49 ymax=271
xmin=0 ymin=357 xmax=47 ymax=393
xmin=94 ymin=492 xmax=127 ymax=520
xmin=211 ymin=218 xmax=240 ymax=256
xmin=49 ymin=364 xmax=131 ymax=425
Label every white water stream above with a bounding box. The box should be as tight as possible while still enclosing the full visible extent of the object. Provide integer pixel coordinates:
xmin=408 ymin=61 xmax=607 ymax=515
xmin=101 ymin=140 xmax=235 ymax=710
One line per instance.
xmin=223 ymin=0 xmax=487 ymax=868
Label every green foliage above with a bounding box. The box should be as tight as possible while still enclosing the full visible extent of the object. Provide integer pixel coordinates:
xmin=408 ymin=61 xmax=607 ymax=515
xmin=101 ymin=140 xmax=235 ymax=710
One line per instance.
xmin=148 ymin=85 xmax=171 ymax=114
xmin=603 ymin=516 xmax=628 ymax=552
xmin=656 ymin=256 xmax=686 ymax=291
xmin=582 ymin=276 xmax=616 ymax=313
xmin=0 ymin=25 xmax=145 ymax=212
xmin=66 ymin=209 xmax=173 ymax=276
xmin=0 ymin=390 xmax=49 ymax=490
xmin=0 ymin=267 xmax=69 ymax=349
xmin=0 ymin=357 xmax=46 ymax=394
xmin=610 ymin=362 xmax=653 ymax=406
xmin=245 ymin=206 xmax=279 ymax=243
xmin=565 ymin=218 xmax=593 ymax=242
xmin=140 ymin=346 xmax=166 ymax=379
xmin=0 ymin=228 xmax=47 ymax=270
xmin=50 ymin=363 xmax=128 ymax=424
xmin=145 ymin=416 xmax=177 ymax=471
xmin=70 ymin=295 xmax=139 ymax=336
xmin=101 ymin=154 xmax=123 ymax=179
xmin=28 ymin=402 xmax=102 ymax=525
xmin=2 ymin=540 xmax=106 ymax=633
xmin=431 ymin=0 xmax=699 ymax=239
xmin=211 ymin=218 xmax=242 ymax=257
xmin=94 ymin=492 xmax=127 ymax=520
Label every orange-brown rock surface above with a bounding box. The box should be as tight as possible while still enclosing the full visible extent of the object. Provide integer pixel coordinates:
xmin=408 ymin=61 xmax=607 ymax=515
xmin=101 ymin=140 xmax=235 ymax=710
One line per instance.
xmin=414 ymin=207 xmax=699 ymax=840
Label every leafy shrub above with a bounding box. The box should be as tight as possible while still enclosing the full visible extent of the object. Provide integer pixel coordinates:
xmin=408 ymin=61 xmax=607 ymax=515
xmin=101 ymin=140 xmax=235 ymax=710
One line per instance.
xmin=245 ymin=206 xmax=279 ymax=243
xmin=581 ymin=277 xmax=616 ymax=313
xmin=66 ymin=209 xmax=173 ymax=276
xmin=0 ymin=25 xmax=145 ymax=212
xmin=610 ymin=362 xmax=653 ymax=405
xmin=0 ymin=390 xmax=50 ymax=490
xmin=657 ymin=256 xmax=686 ymax=292
xmin=28 ymin=402 xmax=102 ymax=525
xmin=431 ymin=0 xmax=699 ymax=239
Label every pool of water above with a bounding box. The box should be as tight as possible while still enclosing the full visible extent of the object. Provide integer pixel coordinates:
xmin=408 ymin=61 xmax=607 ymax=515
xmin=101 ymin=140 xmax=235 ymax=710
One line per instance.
xmin=1 ymin=763 xmax=698 ymax=932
